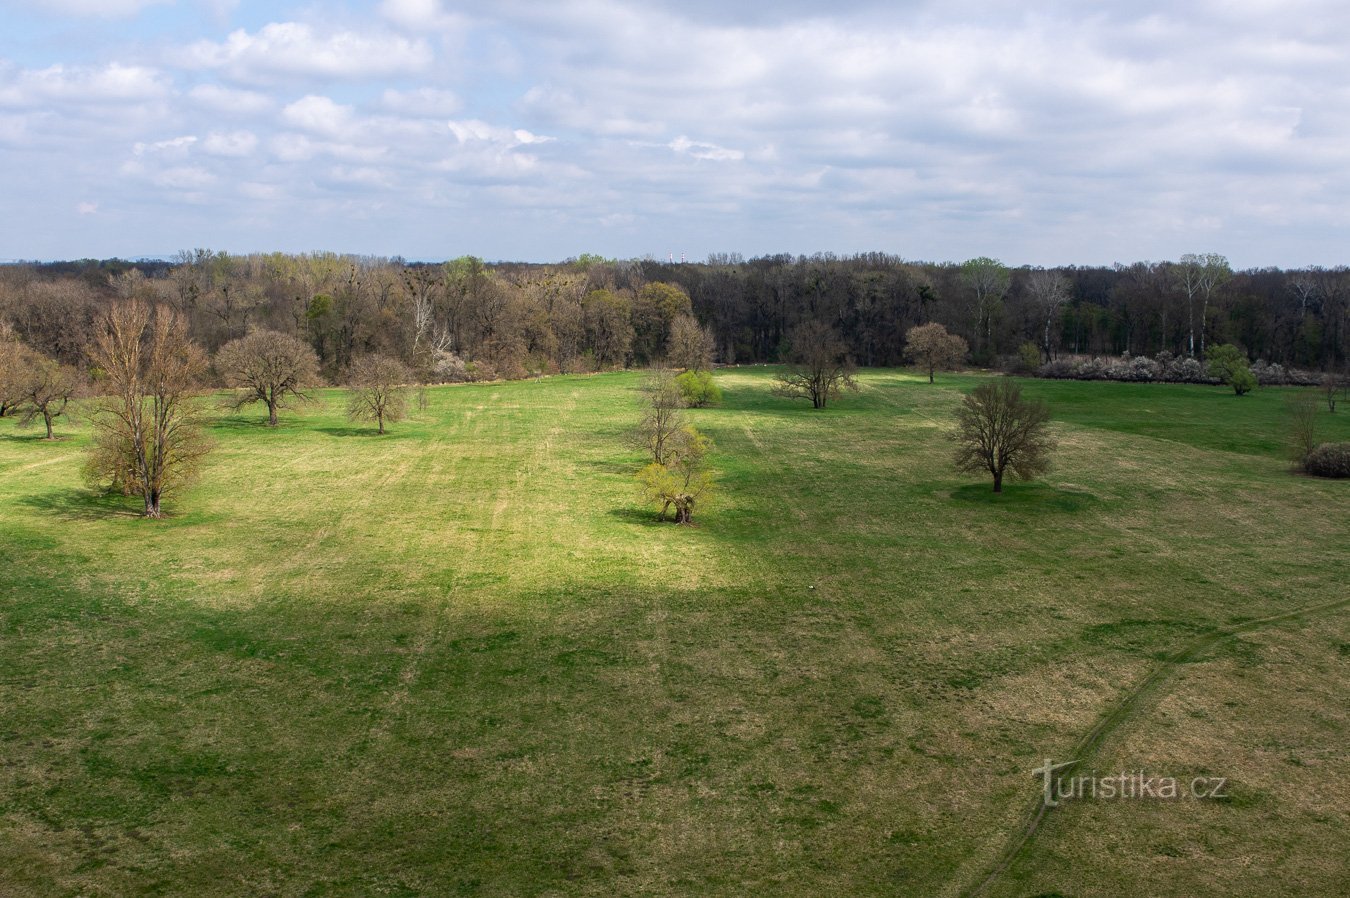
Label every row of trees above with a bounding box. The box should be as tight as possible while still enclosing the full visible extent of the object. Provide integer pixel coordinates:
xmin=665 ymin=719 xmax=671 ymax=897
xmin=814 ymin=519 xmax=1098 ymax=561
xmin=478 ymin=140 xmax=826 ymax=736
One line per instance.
xmin=2 ymin=252 xmax=1345 ymax=386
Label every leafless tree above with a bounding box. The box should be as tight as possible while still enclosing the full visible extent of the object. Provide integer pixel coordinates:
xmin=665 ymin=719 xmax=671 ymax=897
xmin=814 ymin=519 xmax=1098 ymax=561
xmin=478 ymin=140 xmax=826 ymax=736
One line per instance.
xmin=347 ymin=354 xmax=411 ymax=434
xmin=0 ymin=321 xmax=21 ymax=417
xmin=1323 ymin=371 xmax=1343 ymax=413
xmin=1025 ymin=269 xmax=1071 ymax=360
xmin=631 ymin=367 xmax=686 ymax=465
xmin=216 ymin=330 xmax=322 ymax=426
xmin=1287 ymin=391 xmax=1321 ymax=466
xmin=667 ymin=313 xmax=715 ymax=371
xmin=86 ymin=301 xmax=211 ymax=517
xmin=951 ymin=379 xmax=1054 ymax=493
xmin=13 ymin=349 xmax=82 ymax=439
xmin=772 ymin=320 xmax=858 ymax=409
xmin=904 ymin=322 xmax=968 ymax=383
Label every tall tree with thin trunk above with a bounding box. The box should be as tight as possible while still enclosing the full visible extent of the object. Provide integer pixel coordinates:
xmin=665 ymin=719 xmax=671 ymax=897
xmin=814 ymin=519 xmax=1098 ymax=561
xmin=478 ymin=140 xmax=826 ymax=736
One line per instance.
xmin=667 ymin=313 xmax=715 ymax=371
xmin=216 ymin=330 xmax=322 ymax=426
xmin=960 ymin=257 xmax=1010 ymax=356
xmin=347 ymin=354 xmax=411 ymax=434
xmin=1025 ymin=269 xmax=1071 ymax=361
xmin=772 ymin=320 xmax=857 ymax=409
xmin=951 ymin=379 xmax=1054 ymax=493
xmin=86 ymin=301 xmax=211 ymax=517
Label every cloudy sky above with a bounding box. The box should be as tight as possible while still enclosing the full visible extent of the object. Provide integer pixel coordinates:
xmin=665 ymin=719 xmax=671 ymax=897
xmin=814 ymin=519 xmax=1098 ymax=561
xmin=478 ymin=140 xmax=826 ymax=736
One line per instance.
xmin=2 ymin=0 xmax=1348 ymax=266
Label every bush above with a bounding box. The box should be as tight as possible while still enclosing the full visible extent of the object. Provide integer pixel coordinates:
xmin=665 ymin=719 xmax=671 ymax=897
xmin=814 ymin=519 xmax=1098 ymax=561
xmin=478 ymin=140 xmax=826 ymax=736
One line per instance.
xmin=1205 ymin=344 xmax=1256 ymax=395
xmin=676 ymin=369 xmax=722 ymax=407
xmin=1016 ymin=342 xmax=1041 ymax=374
xmin=429 ymin=350 xmax=470 ymax=383
xmin=1304 ymin=442 xmax=1350 ymax=478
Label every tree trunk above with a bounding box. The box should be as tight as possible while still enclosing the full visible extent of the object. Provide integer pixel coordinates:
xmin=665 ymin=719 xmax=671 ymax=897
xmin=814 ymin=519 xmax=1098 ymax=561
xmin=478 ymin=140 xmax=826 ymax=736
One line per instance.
xmin=928 ymin=366 xmax=935 ymax=384
xmin=44 ymin=414 xmax=54 ymax=440
xmin=378 ymin=411 xmax=385 ymax=434
xmin=993 ymin=469 xmax=1004 ymax=493
xmin=268 ymin=399 xmax=278 ymax=426
xmin=144 ymin=490 xmax=163 ymax=518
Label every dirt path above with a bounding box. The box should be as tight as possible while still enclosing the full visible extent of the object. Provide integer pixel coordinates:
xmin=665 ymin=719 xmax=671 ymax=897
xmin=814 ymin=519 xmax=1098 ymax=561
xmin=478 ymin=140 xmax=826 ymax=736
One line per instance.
xmin=953 ymin=594 xmax=1350 ymax=898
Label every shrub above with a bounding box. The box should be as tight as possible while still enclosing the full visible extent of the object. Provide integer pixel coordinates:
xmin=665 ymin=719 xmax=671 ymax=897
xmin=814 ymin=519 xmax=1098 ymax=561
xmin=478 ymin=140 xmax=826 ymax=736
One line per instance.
xmin=1016 ymin=342 xmax=1042 ymax=374
xmin=1304 ymin=442 xmax=1350 ymax=478
xmin=1205 ymin=344 xmax=1256 ymax=395
xmin=676 ymin=369 xmax=722 ymax=407
xmin=430 ymin=349 xmax=470 ymax=383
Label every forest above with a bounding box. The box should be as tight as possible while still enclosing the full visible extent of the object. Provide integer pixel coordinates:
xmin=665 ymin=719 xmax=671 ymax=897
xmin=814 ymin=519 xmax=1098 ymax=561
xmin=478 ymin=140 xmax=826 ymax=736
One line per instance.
xmin=0 ymin=250 xmax=1345 ymax=382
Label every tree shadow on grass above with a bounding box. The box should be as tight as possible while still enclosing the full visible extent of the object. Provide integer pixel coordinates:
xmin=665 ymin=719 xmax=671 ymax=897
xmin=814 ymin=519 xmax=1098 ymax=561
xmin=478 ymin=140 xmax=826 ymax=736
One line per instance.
xmin=18 ymin=488 xmax=144 ymax=520
xmin=314 ymin=426 xmax=411 ymax=439
xmin=607 ymin=507 xmax=675 ymax=527
xmin=947 ymin=481 xmax=1104 ymax=512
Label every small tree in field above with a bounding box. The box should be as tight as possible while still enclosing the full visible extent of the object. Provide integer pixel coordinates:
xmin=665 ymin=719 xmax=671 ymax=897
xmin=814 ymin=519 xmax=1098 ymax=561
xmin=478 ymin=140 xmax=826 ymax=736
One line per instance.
xmin=1205 ymin=344 xmax=1256 ymax=395
xmin=14 ymin=349 xmax=82 ymax=439
xmin=1323 ymin=372 xmax=1343 ymax=413
xmin=86 ymin=301 xmax=211 ymax=518
xmin=631 ymin=367 xmax=686 ymax=464
xmin=1287 ymin=391 xmax=1321 ymax=467
xmin=216 ymin=330 xmax=322 ymax=426
xmin=772 ymin=320 xmax=857 ymax=409
xmin=636 ymin=425 xmax=714 ymax=524
xmin=951 ymin=379 xmax=1054 ymax=493
xmin=347 ymin=355 xmax=411 ymax=434
xmin=905 ymin=322 xmax=968 ymax=383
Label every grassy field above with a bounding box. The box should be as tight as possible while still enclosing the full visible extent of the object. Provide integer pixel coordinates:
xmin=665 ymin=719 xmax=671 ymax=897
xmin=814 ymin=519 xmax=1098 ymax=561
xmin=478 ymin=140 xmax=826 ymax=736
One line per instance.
xmin=0 ymin=369 xmax=1346 ymax=897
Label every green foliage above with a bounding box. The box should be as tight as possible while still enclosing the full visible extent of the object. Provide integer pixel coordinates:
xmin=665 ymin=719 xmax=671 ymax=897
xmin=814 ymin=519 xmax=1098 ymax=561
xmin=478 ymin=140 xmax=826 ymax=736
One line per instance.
xmin=1017 ymin=341 xmax=1042 ymax=374
xmin=1206 ymin=344 xmax=1256 ymax=395
xmin=635 ymin=425 xmax=714 ymax=523
xmin=306 ymin=293 xmax=333 ymax=319
xmin=676 ymin=369 xmax=722 ymax=407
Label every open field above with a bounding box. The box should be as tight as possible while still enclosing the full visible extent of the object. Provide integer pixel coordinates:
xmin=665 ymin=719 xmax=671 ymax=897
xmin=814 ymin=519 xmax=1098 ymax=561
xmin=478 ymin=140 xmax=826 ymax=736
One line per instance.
xmin=1 ymin=369 xmax=1347 ymax=897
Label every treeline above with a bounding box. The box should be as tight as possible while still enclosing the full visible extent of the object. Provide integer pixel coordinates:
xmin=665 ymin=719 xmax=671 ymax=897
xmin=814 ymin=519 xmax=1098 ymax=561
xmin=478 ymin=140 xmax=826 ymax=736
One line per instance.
xmin=0 ymin=250 xmax=1345 ymax=380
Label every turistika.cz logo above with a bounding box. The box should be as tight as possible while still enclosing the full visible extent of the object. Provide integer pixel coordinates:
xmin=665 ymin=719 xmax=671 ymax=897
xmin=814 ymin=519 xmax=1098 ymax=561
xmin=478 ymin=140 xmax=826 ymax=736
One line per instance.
xmin=1033 ymin=759 xmax=1229 ymax=808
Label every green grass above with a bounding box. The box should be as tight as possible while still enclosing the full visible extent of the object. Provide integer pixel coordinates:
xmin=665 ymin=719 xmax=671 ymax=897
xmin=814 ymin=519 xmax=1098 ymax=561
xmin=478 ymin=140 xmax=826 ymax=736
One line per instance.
xmin=0 ymin=370 xmax=1346 ymax=897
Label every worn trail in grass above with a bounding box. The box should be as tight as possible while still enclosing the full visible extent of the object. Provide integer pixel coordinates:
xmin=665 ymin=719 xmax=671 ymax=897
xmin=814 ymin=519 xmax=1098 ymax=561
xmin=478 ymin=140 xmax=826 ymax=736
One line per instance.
xmin=0 ymin=370 xmax=1346 ymax=897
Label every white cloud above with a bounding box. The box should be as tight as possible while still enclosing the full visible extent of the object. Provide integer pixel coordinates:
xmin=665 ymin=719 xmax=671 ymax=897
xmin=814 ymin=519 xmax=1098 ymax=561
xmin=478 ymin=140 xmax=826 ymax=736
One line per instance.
xmin=176 ymin=22 xmax=433 ymax=82
xmin=16 ymin=0 xmax=171 ymax=17
xmin=380 ymin=87 xmax=462 ymax=117
xmin=187 ymin=84 xmax=274 ymax=115
xmin=76 ymin=201 xmax=99 ymax=215
xmin=378 ymin=0 xmax=465 ymax=31
xmin=282 ymin=95 xmax=355 ymax=136
xmin=133 ymin=135 xmax=197 ymax=156
xmin=669 ymin=136 xmax=743 ymax=162
xmin=0 ymin=63 xmax=170 ymax=107
xmin=202 ymin=130 xmax=258 ymax=156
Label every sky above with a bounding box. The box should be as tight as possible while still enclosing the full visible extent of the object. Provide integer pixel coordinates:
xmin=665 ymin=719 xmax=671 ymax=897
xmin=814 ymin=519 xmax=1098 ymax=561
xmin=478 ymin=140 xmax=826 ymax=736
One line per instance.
xmin=1 ymin=0 xmax=1348 ymax=267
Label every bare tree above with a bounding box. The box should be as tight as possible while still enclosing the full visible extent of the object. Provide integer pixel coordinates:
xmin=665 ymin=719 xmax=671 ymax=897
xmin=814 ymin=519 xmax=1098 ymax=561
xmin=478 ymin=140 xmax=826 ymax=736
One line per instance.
xmin=347 ymin=354 xmax=411 ymax=434
xmin=772 ymin=320 xmax=857 ymax=409
xmin=631 ymin=367 xmax=686 ymax=464
xmin=667 ymin=313 xmax=715 ymax=371
xmin=636 ymin=425 xmax=714 ymax=524
xmin=86 ymin=301 xmax=211 ymax=517
xmin=0 ymin=321 xmax=21 ymax=417
xmin=1287 ymin=391 xmax=1321 ymax=466
xmin=1323 ymin=371 xmax=1343 ymax=413
xmin=951 ymin=379 xmax=1054 ymax=493
xmin=13 ymin=349 xmax=82 ymax=439
xmin=216 ymin=330 xmax=322 ymax=426
xmin=904 ymin=322 xmax=968 ymax=383
xmin=1025 ymin=269 xmax=1071 ymax=360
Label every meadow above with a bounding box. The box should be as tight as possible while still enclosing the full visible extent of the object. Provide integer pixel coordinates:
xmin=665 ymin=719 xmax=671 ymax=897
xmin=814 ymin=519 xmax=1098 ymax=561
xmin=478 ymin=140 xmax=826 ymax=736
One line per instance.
xmin=0 ymin=369 xmax=1346 ymax=897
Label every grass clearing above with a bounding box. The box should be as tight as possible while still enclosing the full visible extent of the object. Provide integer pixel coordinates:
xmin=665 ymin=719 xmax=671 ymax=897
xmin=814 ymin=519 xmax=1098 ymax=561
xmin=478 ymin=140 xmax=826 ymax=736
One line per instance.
xmin=1 ymin=369 xmax=1346 ymax=896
